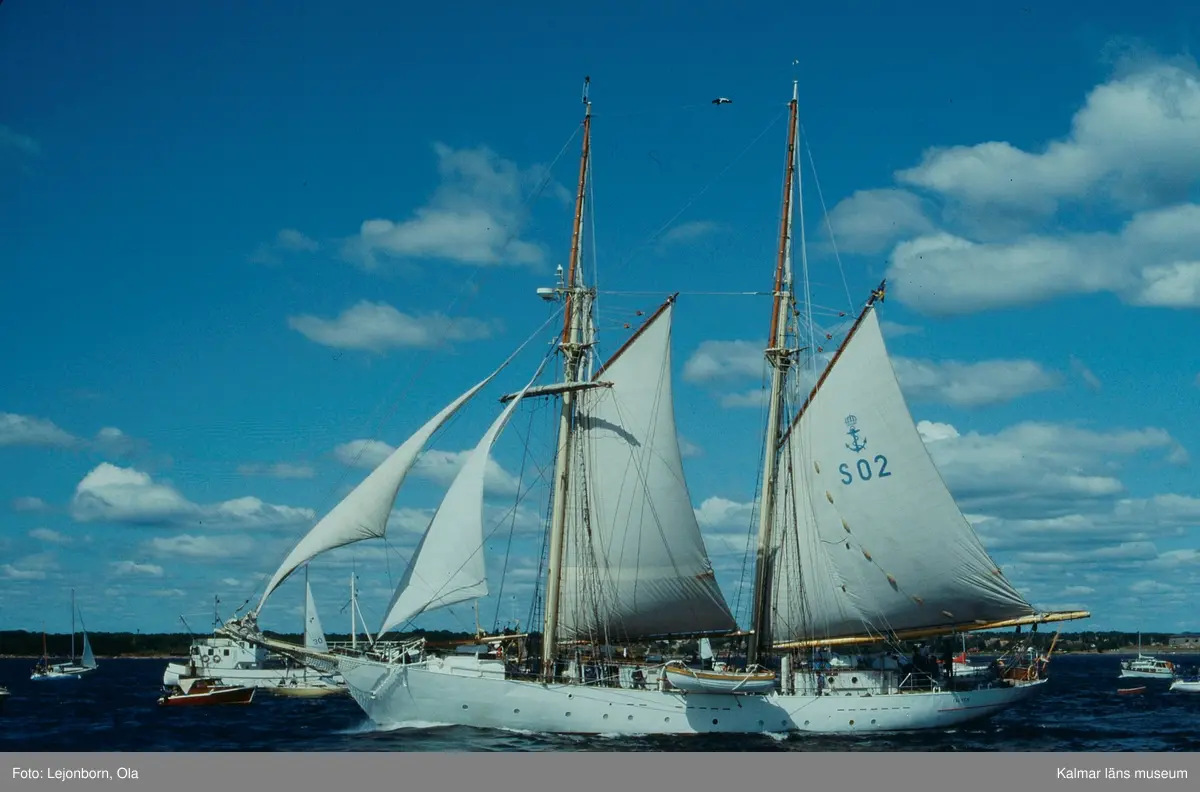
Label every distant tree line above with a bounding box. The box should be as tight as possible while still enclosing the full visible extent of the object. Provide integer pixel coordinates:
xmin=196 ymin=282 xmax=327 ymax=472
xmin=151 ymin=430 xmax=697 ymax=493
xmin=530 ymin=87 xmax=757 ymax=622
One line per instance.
xmin=0 ymin=629 xmax=477 ymax=657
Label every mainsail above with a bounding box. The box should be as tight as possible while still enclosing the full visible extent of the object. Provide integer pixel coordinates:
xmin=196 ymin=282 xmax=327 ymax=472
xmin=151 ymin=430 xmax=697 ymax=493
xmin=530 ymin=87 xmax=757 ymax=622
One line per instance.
xmin=768 ymin=302 xmax=1035 ymax=645
xmin=256 ymin=365 xmax=506 ymax=611
xmin=376 ymin=363 xmax=545 ymax=635
xmin=557 ymin=300 xmax=738 ymax=642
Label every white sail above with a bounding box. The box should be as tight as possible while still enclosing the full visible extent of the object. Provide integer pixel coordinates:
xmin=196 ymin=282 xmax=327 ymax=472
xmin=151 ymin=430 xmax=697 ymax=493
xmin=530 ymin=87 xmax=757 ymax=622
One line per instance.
xmin=304 ymin=581 xmax=329 ymax=652
xmin=80 ymin=630 xmax=97 ymax=669
xmin=376 ymin=365 xmax=542 ymax=635
xmin=558 ymin=302 xmax=737 ymax=641
xmin=769 ymin=307 xmax=1035 ymax=643
xmin=257 ymin=368 xmax=504 ymax=611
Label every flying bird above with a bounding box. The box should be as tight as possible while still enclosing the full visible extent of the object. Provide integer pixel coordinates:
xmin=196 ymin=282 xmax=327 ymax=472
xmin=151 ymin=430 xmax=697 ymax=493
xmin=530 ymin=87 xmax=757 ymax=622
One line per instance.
xmin=711 ymin=97 xmax=732 ymax=105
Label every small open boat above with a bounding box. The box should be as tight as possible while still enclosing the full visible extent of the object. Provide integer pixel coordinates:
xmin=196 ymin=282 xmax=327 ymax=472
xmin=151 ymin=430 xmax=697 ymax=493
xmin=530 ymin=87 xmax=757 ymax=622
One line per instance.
xmin=1168 ymin=679 xmax=1200 ymax=694
xmin=1117 ymin=686 xmax=1146 ymax=695
xmin=158 ymin=677 xmax=255 ymax=707
xmin=663 ymin=662 xmax=776 ymax=695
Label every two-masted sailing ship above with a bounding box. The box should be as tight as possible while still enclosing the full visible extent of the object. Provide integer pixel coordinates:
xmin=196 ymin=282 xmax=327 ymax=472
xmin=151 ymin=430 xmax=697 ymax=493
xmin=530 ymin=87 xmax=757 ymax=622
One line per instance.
xmin=221 ymin=78 xmax=1089 ymax=734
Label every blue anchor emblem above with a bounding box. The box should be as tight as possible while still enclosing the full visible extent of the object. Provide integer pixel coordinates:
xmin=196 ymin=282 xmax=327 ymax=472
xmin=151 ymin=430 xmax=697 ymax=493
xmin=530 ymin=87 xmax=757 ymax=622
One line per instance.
xmin=844 ymin=415 xmax=867 ymax=453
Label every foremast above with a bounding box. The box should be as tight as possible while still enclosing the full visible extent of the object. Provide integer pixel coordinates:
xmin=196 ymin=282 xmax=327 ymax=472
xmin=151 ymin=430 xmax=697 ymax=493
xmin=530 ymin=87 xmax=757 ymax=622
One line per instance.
xmin=541 ymin=77 xmax=594 ymax=679
xmin=746 ymin=81 xmax=800 ymax=668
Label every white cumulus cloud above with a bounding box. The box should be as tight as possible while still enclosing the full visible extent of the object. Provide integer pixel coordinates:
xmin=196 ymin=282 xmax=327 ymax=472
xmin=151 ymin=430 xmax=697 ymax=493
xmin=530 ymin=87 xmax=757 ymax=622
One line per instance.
xmin=288 ymin=301 xmax=494 ymax=352
xmin=341 ymin=143 xmax=565 ymax=269
xmin=69 ymin=463 xmax=315 ymax=528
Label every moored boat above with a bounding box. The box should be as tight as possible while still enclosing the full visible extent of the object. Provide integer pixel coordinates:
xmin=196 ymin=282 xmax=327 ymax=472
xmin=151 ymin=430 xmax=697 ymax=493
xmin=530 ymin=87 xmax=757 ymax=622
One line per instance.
xmin=158 ymin=677 xmax=255 ymax=707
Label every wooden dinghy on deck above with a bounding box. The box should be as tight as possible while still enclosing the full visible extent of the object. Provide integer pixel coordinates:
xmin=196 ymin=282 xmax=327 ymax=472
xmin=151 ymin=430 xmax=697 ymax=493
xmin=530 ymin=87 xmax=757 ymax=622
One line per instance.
xmin=663 ymin=662 xmax=777 ymax=694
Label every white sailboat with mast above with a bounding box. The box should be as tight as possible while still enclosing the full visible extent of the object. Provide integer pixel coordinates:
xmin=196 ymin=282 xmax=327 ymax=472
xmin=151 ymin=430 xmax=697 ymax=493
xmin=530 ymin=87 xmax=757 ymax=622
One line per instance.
xmin=31 ymin=588 xmax=99 ymax=681
xmin=221 ymin=77 xmax=1089 ymax=734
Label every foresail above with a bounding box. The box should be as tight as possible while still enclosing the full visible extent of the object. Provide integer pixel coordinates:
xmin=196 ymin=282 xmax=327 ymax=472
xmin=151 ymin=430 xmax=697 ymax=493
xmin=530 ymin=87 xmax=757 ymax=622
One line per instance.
xmin=770 ymin=307 xmax=1034 ymax=644
xmin=81 ymin=631 xmax=97 ymax=669
xmin=304 ymin=581 xmax=329 ymax=652
xmin=558 ymin=301 xmax=737 ymax=642
xmin=376 ymin=366 xmax=541 ymax=635
xmin=256 ymin=368 xmax=502 ymax=612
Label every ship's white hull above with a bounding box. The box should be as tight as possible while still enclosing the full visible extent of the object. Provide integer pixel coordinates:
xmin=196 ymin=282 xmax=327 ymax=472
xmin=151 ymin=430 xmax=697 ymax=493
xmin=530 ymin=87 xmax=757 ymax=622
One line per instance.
xmin=162 ymin=661 xmax=343 ymax=690
xmin=1118 ymin=669 xmax=1174 ymax=679
xmin=1168 ymin=679 xmax=1200 ymax=693
xmin=31 ymin=664 xmax=96 ymax=682
xmin=337 ymin=656 xmax=1044 ymax=736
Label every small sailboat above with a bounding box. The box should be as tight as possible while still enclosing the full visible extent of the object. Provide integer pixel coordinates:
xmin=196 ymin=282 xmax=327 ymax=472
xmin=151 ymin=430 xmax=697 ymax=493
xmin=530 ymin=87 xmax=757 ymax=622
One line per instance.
xmin=158 ymin=677 xmax=255 ymax=707
xmin=1168 ymin=679 xmax=1200 ymax=693
xmin=30 ymin=590 xmax=99 ymax=681
xmin=268 ymin=571 xmax=347 ymax=697
xmin=1118 ymin=632 xmax=1174 ymax=679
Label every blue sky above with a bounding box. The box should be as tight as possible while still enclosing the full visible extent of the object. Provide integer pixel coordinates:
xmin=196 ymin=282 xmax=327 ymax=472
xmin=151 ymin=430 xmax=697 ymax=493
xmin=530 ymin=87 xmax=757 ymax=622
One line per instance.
xmin=2 ymin=0 xmax=1198 ymax=637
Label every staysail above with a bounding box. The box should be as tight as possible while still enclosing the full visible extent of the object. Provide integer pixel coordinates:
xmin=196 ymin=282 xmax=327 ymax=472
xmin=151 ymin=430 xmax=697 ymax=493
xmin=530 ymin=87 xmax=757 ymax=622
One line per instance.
xmin=768 ymin=306 xmax=1035 ymax=644
xmin=376 ymin=363 xmax=544 ymax=635
xmin=557 ymin=300 xmax=738 ymax=642
xmin=256 ymin=366 xmax=506 ymax=612
xmin=304 ymin=581 xmax=329 ymax=652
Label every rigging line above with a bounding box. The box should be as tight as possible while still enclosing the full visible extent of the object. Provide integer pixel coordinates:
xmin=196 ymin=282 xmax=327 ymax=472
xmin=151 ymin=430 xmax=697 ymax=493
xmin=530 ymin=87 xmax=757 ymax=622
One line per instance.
xmin=609 ymin=107 xmax=789 ymax=277
xmin=591 ymin=100 xmax=788 ymax=122
xmin=257 ymin=305 xmax=567 ymax=623
xmin=298 ymin=123 xmax=581 ymax=517
xmin=244 ymin=128 xmax=583 ymax=619
xmin=600 ymin=290 xmax=773 ymax=297
xmin=383 ymin=341 xmax=559 ymax=636
xmin=492 ymin=405 xmax=540 ymax=630
xmin=800 ymin=125 xmax=854 ymax=312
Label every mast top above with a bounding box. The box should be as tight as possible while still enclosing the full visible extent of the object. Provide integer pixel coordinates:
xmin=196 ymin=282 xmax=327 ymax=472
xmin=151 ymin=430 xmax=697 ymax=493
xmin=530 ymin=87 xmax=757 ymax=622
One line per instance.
xmin=582 ymin=76 xmax=591 ymax=115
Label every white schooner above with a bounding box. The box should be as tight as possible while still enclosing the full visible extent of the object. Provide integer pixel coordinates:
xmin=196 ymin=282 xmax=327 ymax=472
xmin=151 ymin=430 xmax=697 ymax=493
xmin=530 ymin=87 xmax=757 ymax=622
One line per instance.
xmin=221 ymin=77 xmax=1089 ymax=735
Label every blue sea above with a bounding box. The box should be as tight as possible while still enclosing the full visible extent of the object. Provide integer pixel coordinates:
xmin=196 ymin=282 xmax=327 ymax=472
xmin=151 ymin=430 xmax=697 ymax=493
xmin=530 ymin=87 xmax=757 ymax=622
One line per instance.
xmin=1 ymin=654 xmax=1197 ymax=751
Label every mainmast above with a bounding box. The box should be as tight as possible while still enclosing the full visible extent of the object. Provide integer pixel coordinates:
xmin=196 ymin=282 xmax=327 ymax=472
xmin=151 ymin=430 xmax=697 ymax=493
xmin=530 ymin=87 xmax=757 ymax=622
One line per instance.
xmin=747 ymin=81 xmax=800 ymax=667
xmin=541 ymin=77 xmax=594 ymax=679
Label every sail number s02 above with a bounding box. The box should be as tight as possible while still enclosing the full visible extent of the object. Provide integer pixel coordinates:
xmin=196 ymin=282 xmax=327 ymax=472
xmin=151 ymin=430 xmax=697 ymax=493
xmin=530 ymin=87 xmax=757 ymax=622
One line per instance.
xmin=839 ymin=455 xmax=891 ymax=484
